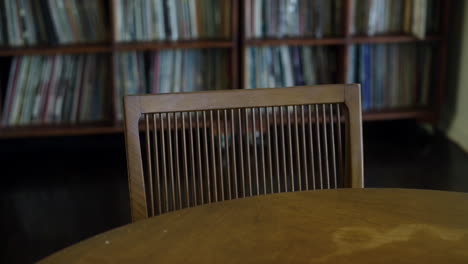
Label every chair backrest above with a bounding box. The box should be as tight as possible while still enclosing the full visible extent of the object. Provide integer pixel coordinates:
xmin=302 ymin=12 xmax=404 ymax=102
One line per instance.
xmin=124 ymin=84 xmax=364 ymax=221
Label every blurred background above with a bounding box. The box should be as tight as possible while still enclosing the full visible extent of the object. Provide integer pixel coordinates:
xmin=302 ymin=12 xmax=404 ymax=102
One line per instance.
xmin=1 ymin=0 xmax=467 ymax=263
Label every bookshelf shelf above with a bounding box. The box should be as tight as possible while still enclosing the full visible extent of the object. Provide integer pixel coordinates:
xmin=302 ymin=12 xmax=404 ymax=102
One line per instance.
xmin=363 ymin=109 xmax=434 ymax=121
xmin=0 ymin=125 xmax=122 ymax=139
xmin=0 ymin=40 xmax=235 ymax=57
xmin=0 ymin=34 xmax=438 ymax=57
xmin=114 ymin=40 xmax=234 ymax=51
xmin=347 ymin=35 xmax=442 ymax=44
xmin=245 ymin=35 xmax=442 ymax=46
xmin=0 ymin=43 xmax=113 ymax=57
xmin=246 ymin=37 xmax=348 ymax=46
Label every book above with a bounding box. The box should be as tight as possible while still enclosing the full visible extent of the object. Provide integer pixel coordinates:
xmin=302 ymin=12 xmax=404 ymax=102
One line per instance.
xmin=1 ymin=54 xmax=109 ymax=126
xmin=0 ymin=0 xmax=108 ymax=46
xmin=113 ymin=49 xmax=229 ymax=120
xmin=245 ymin=45 xmax=337 ymax=89
xmin=347 ymin=43 xmax=434 ymax=110
xmin=351 ymin=0 xmax=435 ymax=39
xmin=246 ymin=0 xmax=342 ymax=39
xmin=411 ymin=0 xmax=428 ymax=39
xmin=115 ymin=0 xmax=230 ymax=42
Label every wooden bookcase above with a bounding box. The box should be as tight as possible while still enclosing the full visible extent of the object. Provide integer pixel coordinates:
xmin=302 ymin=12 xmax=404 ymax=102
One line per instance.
xmin=0 ymin=0 xmax=450 ymax=138
xmin=240 ymin=0 xmax=450 ymax=123
xmin=0 ymin=0 xmax=238 ymax=138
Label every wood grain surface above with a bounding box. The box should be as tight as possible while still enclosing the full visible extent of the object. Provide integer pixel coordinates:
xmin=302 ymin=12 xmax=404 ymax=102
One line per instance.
xmin=39 ymin=188 xmax=468 ymax=264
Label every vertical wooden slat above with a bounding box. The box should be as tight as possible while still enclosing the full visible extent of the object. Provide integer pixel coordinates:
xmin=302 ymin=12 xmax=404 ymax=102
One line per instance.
xmin=167 ymin=113 xmax=176 ymax=210
xmin=152 ymin=114 xmax=161 ymax=214
xmin=181 ymin=112 xmax=190 ymax=207
xmin=279 ymin=107 xmax=288 ymax=192
xmin=344 ymin=101 xmax=351 ymax=188
xmin=210 ymin=110 xmax=218 ymax=202
xmin=336 ymin=104 xmax=344 ymax=188
xmin=144 ymin=114 xmax=154 ymax=216
xmin=231 ymin=109 xmax=239 ymax=198
xmin=160 ymin=113 xmax=169 ymax=212
xmin=286 ymin=107 xmax=295 ymax=191
xmin=345 ymin=84 xmax=364 ymax=188
xmin=196 ymin=112 xmax=204 ymax=204
xmin=174 ymin=113 xmax=182 ymax=209
xmin=237 ymin=109 xmax=246 ymax=198
xmin=224 ymin=109 xmax=232 ymax=200
xmin=273 ymin=107 xmax=281 ymax=192
xmin=308 ymin=105 xmax=316 ymax=190
xmin=259 ymin=108 xmax=266 ymax=194
xmin=217 ymin=110 xmax=225 ymax=201
xmin=329 ymin=104 xmax=338 ymax=188
xmin=322 ymin=104 xmax=330 ymax=189
xmin=301 ymin=106 xmax=309 ymax=190
xmin=203 ymin=111 xmax=211 ymax=203
xmin=266 ymin=107 xmax=274 ymax=194
xmin=124 ymin=96 xmax=148 ymax=221
xmin=314 ymin=105 xmax=323 ymax=189
xmin=244 ymin=108 xmax=252 ymax=196
xmin=136 ymin=101 xmax=353 ymax=214
xmin=189 ymin=112 xmax=198 ymax=206
xmin=251 ymin=108 xmax=259 ymax=195
xmin=294 ymin=106 xmax=301 ymax=191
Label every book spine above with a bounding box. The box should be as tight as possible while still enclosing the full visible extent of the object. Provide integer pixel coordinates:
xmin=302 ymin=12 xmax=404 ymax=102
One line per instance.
xmin=21 ymin=56 xmax=41 ymax=124
xmin=45 ymin=55 xmax=63 ymax=123
xmin=115 ymin=0 xmax=122 ymax=41
xmin=280 ymin=45 xmax=293 ymax=87
xmin=358 ymin=45 xmax=368 ymax=110
xmin=152 ymin=51 xmax=160 ymax=93
xmin=145 ymin=0 xmax=152 ymax=41
xmin=302 ymin=46 xmax=316 ymax=85
xmin=292 ymin=46 xmax=304 ymax=86
xmin=167 ymin=0 xmax=178 ymax=40
xmin=9 ymin=56 xmax=30 ymax=125
xmin=0 ymin=0 xmax=7 ymax=44
xmin=2 ymin=57 xmax=20 ymax=125
xmin=64 ymin=0 xmax=80 ymax=42
xmin=346 ymin=45 xmax=356 ymax=84
xmin=32 ymin=56 xmax=50 ymax=123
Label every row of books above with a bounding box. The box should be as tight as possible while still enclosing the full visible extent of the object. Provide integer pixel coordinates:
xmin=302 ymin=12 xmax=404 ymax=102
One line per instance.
xmin=245 ymin=46 xmax=337 ymax=89
xmin=115 ymin=0 xmax=231 ymax=42
xmin=0 ymin=0 xmax=108 ymax=46
xmin=114 ymin=49 xmax=229 ymax=120
xmin=347 ymin=43 xmax=433 ymax=110
xmin=351 ymin=0 xmax=440 ymax=38
xmin=245 ymin=0 xmax=342 ymax=39
xmin=1 ymin=55 xmax=109 ymax=126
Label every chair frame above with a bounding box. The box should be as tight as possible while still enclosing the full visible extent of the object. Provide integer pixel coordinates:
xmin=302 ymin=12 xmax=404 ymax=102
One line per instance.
xmin=124 ymin=84 xmax=364 ymax=221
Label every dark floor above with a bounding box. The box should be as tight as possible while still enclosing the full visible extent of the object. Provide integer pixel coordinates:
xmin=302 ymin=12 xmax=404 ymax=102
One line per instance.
xmin=1 ymin=120 xmax=468 ymax=263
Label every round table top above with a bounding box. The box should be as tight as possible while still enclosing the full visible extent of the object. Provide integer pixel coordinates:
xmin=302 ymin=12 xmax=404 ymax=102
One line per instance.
xmin=40 ymin=188 xmax=468 ymax=264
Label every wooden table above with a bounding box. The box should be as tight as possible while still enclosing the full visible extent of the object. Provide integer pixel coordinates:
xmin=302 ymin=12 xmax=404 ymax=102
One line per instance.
xmin=39 ymin=188 xmax=468 ymax=263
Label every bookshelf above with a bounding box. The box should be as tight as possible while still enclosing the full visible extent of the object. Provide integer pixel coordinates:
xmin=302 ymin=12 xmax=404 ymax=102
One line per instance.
xmin=0 ymin=0 xmax=450 ymax=138
xmin=0 ymin=0 xmax=238 ymax=138
xmin=240 ymin=0 xmax=450 ymax=124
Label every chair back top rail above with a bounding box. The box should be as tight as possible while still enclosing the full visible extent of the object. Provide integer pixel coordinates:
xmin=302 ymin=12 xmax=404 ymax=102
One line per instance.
xmin=124 ymin=84 xmax=356 ymax=114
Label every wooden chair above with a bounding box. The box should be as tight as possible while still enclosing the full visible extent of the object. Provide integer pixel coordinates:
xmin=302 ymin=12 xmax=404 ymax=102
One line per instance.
xmin=124 ymin=84 xmax=364 ymax=222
